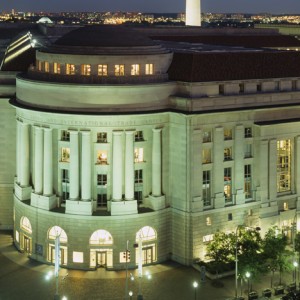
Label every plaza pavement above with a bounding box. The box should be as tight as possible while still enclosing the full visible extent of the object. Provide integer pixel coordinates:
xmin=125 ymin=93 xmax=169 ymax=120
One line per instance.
xmin=0 ymin=231 xmax=295 ymax=300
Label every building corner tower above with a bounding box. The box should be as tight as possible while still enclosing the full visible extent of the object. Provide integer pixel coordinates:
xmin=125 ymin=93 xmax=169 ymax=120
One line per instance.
xmin=185 ymin=0 xmax=201 ymax=26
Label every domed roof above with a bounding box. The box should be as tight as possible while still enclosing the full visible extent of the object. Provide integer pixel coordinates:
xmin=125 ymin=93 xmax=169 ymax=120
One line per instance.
xmin=54 ymin=25 xmax=156 ymax=48
xmin=37 ymin=17 xmax=53 ymax=24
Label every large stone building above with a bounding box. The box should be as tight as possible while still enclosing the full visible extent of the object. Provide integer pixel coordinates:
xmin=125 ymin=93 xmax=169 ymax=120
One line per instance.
xmin=1 ymin=24 xmax=300 ymax=270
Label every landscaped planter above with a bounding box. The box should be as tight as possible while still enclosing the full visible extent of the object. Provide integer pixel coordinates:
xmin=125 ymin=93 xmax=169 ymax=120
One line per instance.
xmin=192 ymin=263 xmax=235 ymax=280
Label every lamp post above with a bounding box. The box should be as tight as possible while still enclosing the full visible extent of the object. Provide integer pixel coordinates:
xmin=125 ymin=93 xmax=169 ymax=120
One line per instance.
xmin=235 ymin=225 xmax=260 ymax=300
xmin=293 ymin=261 xmax=298 ymax=285
xmin=245 ymin=271 xmax=251 ymax=296
xmin=193 ymin=281 xmax=198 ymax=300
xmin=129 ymin=291 xmax=133 ymax=300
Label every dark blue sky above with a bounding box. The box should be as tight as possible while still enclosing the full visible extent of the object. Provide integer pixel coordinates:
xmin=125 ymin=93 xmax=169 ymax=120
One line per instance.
xmin=4 ymin=0 xmax=300 ymax=14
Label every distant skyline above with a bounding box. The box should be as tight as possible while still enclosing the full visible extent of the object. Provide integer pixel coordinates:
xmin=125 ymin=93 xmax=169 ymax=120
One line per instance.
xmin=3 ymin=0 xmax=300 ymax=14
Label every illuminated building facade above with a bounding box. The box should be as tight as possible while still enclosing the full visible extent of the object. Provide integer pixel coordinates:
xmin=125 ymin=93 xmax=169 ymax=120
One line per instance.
xmin=1 ymin=25 xmax=300 ymax=269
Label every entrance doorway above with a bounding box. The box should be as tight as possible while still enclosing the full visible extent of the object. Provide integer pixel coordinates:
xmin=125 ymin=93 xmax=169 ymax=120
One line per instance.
xmin=23 ymin=235 xmax=31 ymax=253
xmin=142 ymin=246 xmax=154 ymax=265
xmin=96 ymin=251 xmax=107 ymax=267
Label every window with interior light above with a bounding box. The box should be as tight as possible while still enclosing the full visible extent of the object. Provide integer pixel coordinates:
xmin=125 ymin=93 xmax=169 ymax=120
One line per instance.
xmin=115 ymin=64 xmax=125 ymax=76
xmin=44 ymin=61 xmax=49 ymax=72
xmin=37 ymin=60 xmax=42 ymax=71
xmin=277 ymin=139 xmax=291 ymax=193
xmin=224 ymin=167 xmax=232 ymax=203
xmin=53 ymin=62 xmax=61 ymax=74
xmin=66 ymin=63 xmax=75 ymax=75
xmin=97 ymin=150 xmax=108 ymax=164
xmin=98 ymin=64 xmax=108 ymax=76
xmin=145 ymin=64 xmax=153 ymax=75
xmin=224 ymin=147 xmax=232 ymax=161
xmin=203 ymin=130 xmax=212 ymax=143
xmin=134 ymin=148 xmax=144 ymax=163
xmin=224 ymin=128 xmax=232 ymax=140
xmin=202 ymin=148 xmax=211 ymax=164
xmin=131 ymin=64 xmax=140 ymax=75
xmin=81 ymin=64 xmax=91 ymax=76
xmin=244 ymin=164 xmax=252 ymax=199
xmin=203 ymin=170 xmax=211 ymax=206
xmin=61 ymin=147 xmax=70 ymax=162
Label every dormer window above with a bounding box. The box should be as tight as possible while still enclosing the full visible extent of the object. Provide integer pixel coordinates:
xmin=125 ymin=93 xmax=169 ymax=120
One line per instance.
xmin=131 ymin=64 xmax=140 ymax=76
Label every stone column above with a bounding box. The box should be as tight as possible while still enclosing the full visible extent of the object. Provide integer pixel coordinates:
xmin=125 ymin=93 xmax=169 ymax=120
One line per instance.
xmin=34 ymin=126 xmax=43 ymax=194
xmin=20 ymin=122 xmax=30 ymax=187
xmin=269 ymin=139 xmax=277 ymax=200
xmin=112 ymin=131 xmax=123 ymax=201
xmin=69 ymin=130 xmax=79 ymax=200
xmin=81 ymin=131 xmax=91 ymax=200
xmin=125 ymin=130 xmax=134 ymax=200
xmin=296 ymin=136 xmax=300 ymax=194
xmin=16 ymin=120 xmax=21 ymax=184
xmin=259 ymin=139 xmax=269 ymax=203
xmin=152 ymin=128 xmax=162 ymax=197
xmin=186 ymin=0 xmax=201 ymax=26
xmin=43 ymin=128 xmax=53 ymax=196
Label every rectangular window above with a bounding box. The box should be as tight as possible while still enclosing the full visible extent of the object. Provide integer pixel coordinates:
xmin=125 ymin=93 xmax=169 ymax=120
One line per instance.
xmin=219 ymin=84 xmax=224 ymax=95
xmin=224 ymin=167 xmax=232 ymax=203
xmin=66 ymin=63 xmax=75 ymax=75
xmin=62 ymin=169 xmax=69 ymax=183
xmin=145 ymin=63 xmax=153 ymax=75
xmin=73 ymin=252 xmax=84 ymax=263
xmin=81 ymin=64 xmax=91 ymax=76
xmin=135 ymin=169 xmax=143 ymax=183
xmin=239 ymin=83 xmax=244 ymax=93
xmin=97 ymin=150 xmax=108 ymax=164
xmin=53 ymin=62 xmax=61 ymax=74
xmin=44 ymin=61 xmax=49 ymax=72
xmin=202 ymin=148 xmax=211 ymax=164
xmin=131 ymin=64 xmax=140 ymax=76
xmin=228 ymin=213 xmax=233 ymax=221
xmin=203 ymin=131 xmax=212 ymax=143
xmin=244 ymin=144 xmax=252 ymax=158
xmin=97 ymin=132 xmax=107 ymax=143
xmin=115 ymin=64 xmax=125 ymax=76
xmin=244 ymin=127 xmax=252 ymax=138
xmin=224 ymin=128 xmax=232 ymax=140
xmin=277 ymin=139 xmax=291 ymax=193
xmin=134 ymin=148 xmax=144 ymax=163
xmin=224 ymin=147 xmax=232 ymax=161
xmin=244 ymin=164 xmax=252 ymax=199
xmin=61 ymin=169 xmax=69 ymax=204
xmin=97 ymin=174 xmax=107 ymax=186
xmin=61 ymin=130 xmax=70 ymax=141
xmin=135 ymin=131 xmax=144 ymax=142
xmin=61 ymin=148 xmax=70 ymax=162
xmin=203 ymin=171 xmax=211 ymax=207
xmin=37 ymin=60 xmax=42 ymax=71
xmin=97 ymin=192 xmax=107 ymax=207
xmin=98 ymin=64 xmax=108 ymax=76
xmin=206 ymin=217 xmax=211 ymax=226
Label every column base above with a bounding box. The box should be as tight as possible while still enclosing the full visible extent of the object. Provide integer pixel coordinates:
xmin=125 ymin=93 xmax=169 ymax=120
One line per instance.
xmin=14 ymin=182 xmax=32 ymax=201
xmin=65 ymin=199 xmax=93 ymax=215
xmin=144 ymin=195 xmax=165 ymax=211
xmin=30 ymin=193 xmax=57 ymax=210
xmin=110 ymin=200 xmax=138 ymax=216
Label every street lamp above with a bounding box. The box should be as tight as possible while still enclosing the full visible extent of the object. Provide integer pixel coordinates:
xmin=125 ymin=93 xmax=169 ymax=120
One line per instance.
xmin=129 ymin=291 xmax=133 ymax=300
xmin=193 ymin=281 xmax=198 ymax=300
xmin=245 ymin=271 xmax=251 ymax=296
xmin=235 ymin=225 xmax=260 ymax=300
xmin=293 ymin=261 xmax=298 ymax=285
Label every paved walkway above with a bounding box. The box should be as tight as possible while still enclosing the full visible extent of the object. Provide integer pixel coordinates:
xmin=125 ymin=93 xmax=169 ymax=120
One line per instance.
xmin=0 ymin=230 xmax=295 ymax=300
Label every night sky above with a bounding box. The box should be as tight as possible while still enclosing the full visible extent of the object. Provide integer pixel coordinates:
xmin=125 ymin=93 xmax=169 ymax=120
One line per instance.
xmin=3 ymin=0 xmax=300 ymax=14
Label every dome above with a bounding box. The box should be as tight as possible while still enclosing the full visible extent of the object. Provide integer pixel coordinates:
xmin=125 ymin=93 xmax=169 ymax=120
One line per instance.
xmin=54 ymin=25 xmax=156 ymax=48
xmin=37 ymin=17 xmax=53 ymax=24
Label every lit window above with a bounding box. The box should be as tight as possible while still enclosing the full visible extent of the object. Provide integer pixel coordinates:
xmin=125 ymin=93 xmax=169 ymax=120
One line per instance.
xmin=136 ymin=226 xmax=156 ymax=242
xmin=203 ymin=171 xmax=211 ymax=207
xmin=73 ymin=252 xmax=84 ymax=263
xmin=203 ymin=131 xmax=211 ymax=143
xmin=53 ymin=62 xmax=61 ymax=74
xmin=115 ymin=64 xmax=125 ymax=76
xmin=44 ymin=61 xmax=49 ymax=72
xmin=202 ymin=148 xmax=211 ymax=164
xmin=37 ymin=60 xmax=42 ymax=71
xmin=135 ymin=131 xmax=144 ymax=142
xmin=244 ymin=144 xmax=252 ymax=158
xmin=90 ymin=229 xmax=113 ymax=245
xmin=135 ymin=169 xmax=143 ymax=183
xmin=145 ymin=63 xmax=153 ymax=75
xmin=61 ymin=148 xmax=70 ymax=162
xmin=66 ymin=63 xmax=75 ymax=75
xmin=224 ymin=167 xmax=232 ymax=203
xmin=206 ymin=217 xmax=211 ymax=226
xmin=97 ymin=150 xmax=108 ymax=164
xmin=97 ymin=174 xmax=107 ymax=186
xmin=131 ymin=64 xmax=140 ymax=75
xmin=97 ymin=132 xmax=107 ymax=143
xmin=61 ymin=130 xmax=70 ymax=141
xmin=20 ymin=216 xmax=32 ymax=234
xmin=48 ymin=226 xmax=68 ymax=242
xmin=81 ymin=64 xmax=91 ymax=76
xmin=224 ymin=147 xmax=232 ymax=161
xmin=224 ymin=128 xmax=232 ymax=140
xmin=203 ymin=234 xmax=214 ymax=243
xmin=134 ymin=148 xmax=144 ymax=163
xmin=98 ymin=64 xmax=108 ymax=76
xmin=244 ymin=127 xmax=252 ymax=138
xmin=15 ymin=230 xmax=19 ymax=242
xmin=244 ymin=164 xmax=252 ymax=199
xmin=283 ymin=202 xmax=288 ymax=211
xmin=277 ymin=139 xmax=291 ymax=193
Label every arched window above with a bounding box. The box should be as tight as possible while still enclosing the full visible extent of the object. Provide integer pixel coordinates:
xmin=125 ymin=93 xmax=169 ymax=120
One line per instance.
xmin=48 ymin=226 xmax=67 ymax=243
xmin=90 ymin=229 xmax=113 ymax=245
xmin=136 ymin=226 xmax=156 ymax=242
xmin=20 ymin=216 xmax=32 ymax=234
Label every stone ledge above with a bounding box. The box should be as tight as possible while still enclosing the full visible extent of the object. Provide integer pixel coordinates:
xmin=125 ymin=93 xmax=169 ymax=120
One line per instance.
xmin=30 ymin=193 xmax=57 ymax=210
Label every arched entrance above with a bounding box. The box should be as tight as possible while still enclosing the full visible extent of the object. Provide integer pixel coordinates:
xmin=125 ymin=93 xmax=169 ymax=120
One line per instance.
xmin=47 ymin=226 xmax=68 ymax=266
xmin=89 ymin=229 xmax=113 ymax=268
xmin=20 ymin=216 xmax=32 ymax=254
xmin=136 ymin=226 xmax=157 ymax=266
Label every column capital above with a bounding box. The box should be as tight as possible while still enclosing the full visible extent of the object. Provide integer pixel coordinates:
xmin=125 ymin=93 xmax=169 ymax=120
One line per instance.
xmin=113 ymin=130 xmax=123 ymax=136
xmin=81 ymin=130 xmax=91 ymax=136
xmin=152 ymin=127 xmax=162 ymax=133
xmin=69 ymin=130 xmax=79 ymax=136
xmin=125 ymin=130 xmax=135 ymax=135
xmin=43 ymin=127 xmax=52 ymax=132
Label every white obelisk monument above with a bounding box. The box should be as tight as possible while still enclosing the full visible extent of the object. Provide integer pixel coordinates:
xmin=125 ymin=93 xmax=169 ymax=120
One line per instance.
xmin=186 ymin=0 xmax=201 ymax=26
